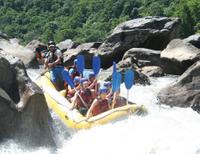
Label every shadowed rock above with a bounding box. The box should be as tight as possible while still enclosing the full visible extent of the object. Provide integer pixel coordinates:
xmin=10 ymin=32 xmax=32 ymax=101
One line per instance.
xmin=97 ymin=16 xmax=180 ymax=68
xmin=0 ymin=31 xmax=8 ymax=40
xmin=26 ymin=40 xmax=47 ymax=52
xmin=63 ymin=42 xmax=101 ymax=68
xmin=99 ymin=58 xmax=150 ymax=85
xmin=158 ymin=61 xmax=200 ymax=112
xmin=184 ymin=34 xmax=200 ymax=49
xmin=0 ymin=53 xmax=55 ymax=148
xmin=123 ymin=48 xmax=161 ymax=68
xmin=141 ymin=66 xmax=164 ymax=77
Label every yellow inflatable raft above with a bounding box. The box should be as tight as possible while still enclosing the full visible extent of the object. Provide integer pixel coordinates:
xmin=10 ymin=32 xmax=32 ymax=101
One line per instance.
xmin=36 ymin=73 xmax=147 ymax=130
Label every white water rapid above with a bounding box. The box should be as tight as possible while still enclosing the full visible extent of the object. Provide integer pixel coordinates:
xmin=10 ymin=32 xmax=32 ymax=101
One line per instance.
xmin=1 ymin=70 xmax=200 ymax=154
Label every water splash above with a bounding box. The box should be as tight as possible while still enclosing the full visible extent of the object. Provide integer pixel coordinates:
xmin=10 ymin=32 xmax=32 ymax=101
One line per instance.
xmin=2 ymin=70 xmax=200 ymax=154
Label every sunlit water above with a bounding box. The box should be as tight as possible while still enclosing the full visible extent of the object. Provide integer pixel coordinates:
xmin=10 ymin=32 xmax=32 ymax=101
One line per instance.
xmin=1 ymin=69 xmax=200 ymax=154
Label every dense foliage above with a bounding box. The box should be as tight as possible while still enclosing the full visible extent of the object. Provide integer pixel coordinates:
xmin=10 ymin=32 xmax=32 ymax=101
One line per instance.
xmin=0 ymin=0 xmax=199 ymax=44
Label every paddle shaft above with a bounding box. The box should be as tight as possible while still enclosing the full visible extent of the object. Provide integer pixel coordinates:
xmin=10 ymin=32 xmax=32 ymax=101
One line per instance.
xmin=126 ymin=90 xmax=129 ymax=106
xmin=75 ymin=89 xmax=89 ymax=109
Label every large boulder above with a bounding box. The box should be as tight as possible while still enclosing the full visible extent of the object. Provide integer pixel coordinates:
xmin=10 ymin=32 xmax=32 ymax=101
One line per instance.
xmin=0 ymin=31 xmax=8 ymax=40
xmin=26 ymin=39 xmax=47 ymax=52
xmin=57 ymin=39 xmax=77 ymax=52
xmin=140 ymin=66 xmax=164 ymax=77
xmin=0 ymin=53 xmax=55 ymax=147
xmin=63 ymin=42 xmax=101 ymax=68
xmin=161 ymin=39 xmax=200 ymax=75
xmin=157 ymin=61 xmax=200 ymax=112
xmin=0 ymin=39 xmax=36 ymax=68
xmin=184 ymin=34 xmax=200 ymax=49
xmin=76 ymin=42 xmax=102 ymax=50
xmin=10 ymin=38 xmax=20 ymax=45
xmin=98 ymin=16 xmax=180 ymax=68
xmin=121 ymin=48 xmax=164 ymax=77
xmin=123 ymin=48 xmax=161 ymax=68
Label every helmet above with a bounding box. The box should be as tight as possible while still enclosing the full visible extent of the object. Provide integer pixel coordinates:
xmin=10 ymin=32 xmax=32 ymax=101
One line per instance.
xmin=69 ymin=68 xmax=75 ymax=76
xmin=73 ymin=59 xmax=77 ymax=65
xmin=99 ymin=86 xmax=108 ymax=94
xmin=80 ymin=78 xmax=88 ymax=84
xmin=88 ymin=72 xmax=95 ymax=78
xmin=48 ymin=40 xmax=55 ymax=46
xmin=103 ymin=81 xmax=112 ymax=88
xmin=73 ymin=76 xmax=80 ymax=84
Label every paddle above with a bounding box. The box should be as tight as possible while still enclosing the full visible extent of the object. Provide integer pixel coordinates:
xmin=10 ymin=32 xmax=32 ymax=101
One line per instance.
xmin=77 ymin=55 xmax=85 ymax=77
xmin=112 ymin=61 xmax=118 ymax=92
xmin=124 ymin=70 xmax=134 ymax=105
xmin=92 ymin=55 xmax=101 ymax=76
xmin=113 ymin=61 xmax=117 ymax=75
xmin=111 ymin=71 xmax=122 ymax=109
xmin=62 ymin=69 xmax=88 ymax=109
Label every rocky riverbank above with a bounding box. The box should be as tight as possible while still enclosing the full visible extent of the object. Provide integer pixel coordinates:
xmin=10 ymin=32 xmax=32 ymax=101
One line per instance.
xmin=0 ymin=16 xmax=200 ymax=147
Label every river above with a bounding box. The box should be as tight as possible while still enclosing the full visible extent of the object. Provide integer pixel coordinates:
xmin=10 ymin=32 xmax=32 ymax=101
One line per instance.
xmin=1 ymin=70 xmax=200 ymax=154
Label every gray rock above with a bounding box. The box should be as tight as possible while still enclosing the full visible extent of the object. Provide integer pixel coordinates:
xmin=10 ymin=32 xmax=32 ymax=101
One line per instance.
xmin=0 ymin=31 xmax=8 ymax=40
xmin=10 ymin=38 xmax=20 ymax=45
xmin=141 ymin=66 xmax=164 ymax=77
xmin=123 ymin=48 xmax=161 ymax=68
xmin=184 ymin=34 xmax=200 ymax=49
xmin=0 ymin=54 xmax=55 ymax=147
xmin=57 ymin=39 xmax=76 ymax=52
xmin=63 ymin=44 xmax=99 ymax=68
xmin=26 ymin=39 xmax=47 ymax=52
xmin=76 ymin=42 xmax=102 ymax=50
xmin=161 ymin=39 xmax=200 ymax=75
xmin=158 ymin=61 xmax=200 ymax=112
xmin=97 ymin=16 xmax=180 ymax=68
xmin=99 ymin=58 xmax=150 ymax=85
xmin=0 ymin=39 xmax=36 ymax=68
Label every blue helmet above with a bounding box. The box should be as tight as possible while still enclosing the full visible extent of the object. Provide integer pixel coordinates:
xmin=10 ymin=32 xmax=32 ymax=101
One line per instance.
xmin=80 ymin=78 xmax=88 ymax=84
xmin=69 ymin=68 xmax=75 ymax=76
xmin=103 ymin=81 xmax=112 ymax=88
xmin=88 ymin=72 xmax=95 ymax=78
xmin=73 ymin=59 xmax=77 ymax=65
xmin=73 ymin=76 xmax=80 ymax=84
xmin=99 ymin=86 xmax=108 ymax=94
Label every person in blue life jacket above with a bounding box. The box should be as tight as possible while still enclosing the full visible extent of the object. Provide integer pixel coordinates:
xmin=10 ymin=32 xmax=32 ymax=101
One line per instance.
xmin=44 ymin=41 xmax=64 ymax=90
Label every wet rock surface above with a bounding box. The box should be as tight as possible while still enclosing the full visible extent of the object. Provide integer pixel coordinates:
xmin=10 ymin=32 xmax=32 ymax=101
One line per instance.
xmin=158 ymin=61 xmax=200 ymax=112
xmin=0 ymin=53 xmax=55 ymax=148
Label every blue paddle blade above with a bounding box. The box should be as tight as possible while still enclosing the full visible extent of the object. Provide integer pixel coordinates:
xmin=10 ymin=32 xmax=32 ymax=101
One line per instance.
xmin=112 ymin=71 xmax=117 ymax=92
xmin=124 ymin=70 xmax=134 ymax=89
xmin=113 ymin=61 xmax=117 ymax=75
xmin=77 ymin=55 xmax=85 ymax=74
xmin=112 ymin=72 xmax=121 ymax=92
xmin=92 ymin=55 xmax=101 ymax=75
xmin=62 ymin=70 xmax=75 ymax=89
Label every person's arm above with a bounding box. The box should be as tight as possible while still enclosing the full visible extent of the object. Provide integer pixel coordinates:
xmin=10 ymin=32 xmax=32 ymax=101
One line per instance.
xmin=44 ymin=58 xmax=48 ymax=69
xmin=111 ymin=92 xmax=117 ymax=109
xmin=52 ymin=49 xmax=62 ymax=66
xmin=88 ymin=79 xmax=97 ymax=89
xmin=52 ymin=57 xmax=61 ymax=66
xmin=71 ymin=92 xmax=78 ymax=109
xmin=86 ymin=99 xmax=98 ymax=118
